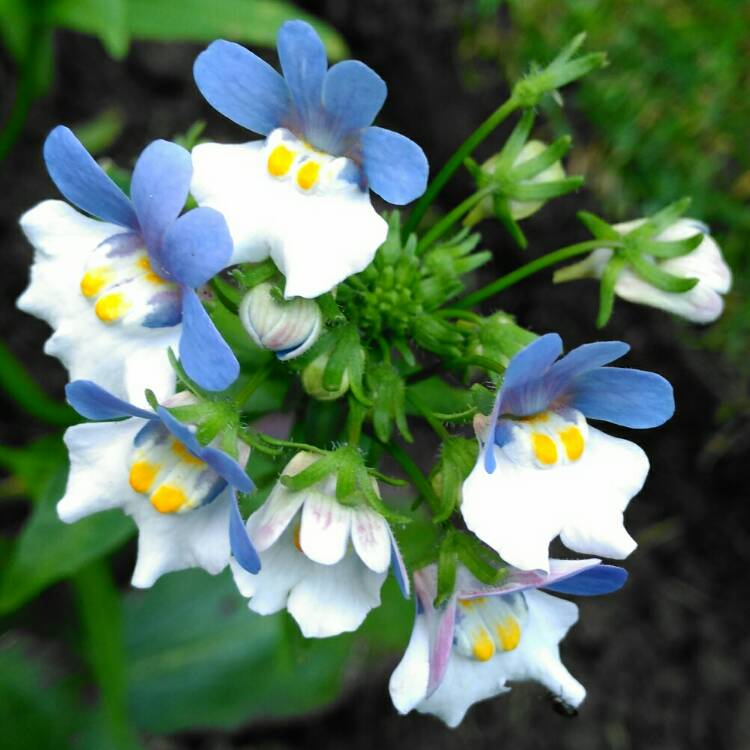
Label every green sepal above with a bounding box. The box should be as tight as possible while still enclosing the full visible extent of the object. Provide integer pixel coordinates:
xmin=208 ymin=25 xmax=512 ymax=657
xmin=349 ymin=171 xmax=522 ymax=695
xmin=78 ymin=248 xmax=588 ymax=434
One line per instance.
xmin=577 ymin=210 xmax=621 ymax=241
xmin=413 ymin=314 xmax=465 ymax=358
xmin=210 ymin=273 xmax=242 ymax=312
xmin=630 ymin=197 xmax=691 ymax=240
xmin=435 ymin=533 xmax=458 ymax=607
xmin=280 ymin=453 xmax=337 ymax=492
xmin=493 ymin=194 xmax=527 ymax=248
xmin=507 ymin=175 xmax=583 ymax=201
xmin=644 ymin=233 xmax=704 ymax=259
xmin=509 ymin=134 xmax=572 ymax=181
xmin=335 ymin=455 xmax=359 ymax=502
xmin=624 ymin=246 xmax=699 ymax=292
xmin=453 ymin=532 xmax=507 ymax=586
xmin=596 ymin=254 xmax=627 ymax=328
xmin=367 ymin=362 xmax=413 ymax=444
xmin=144 ymin=389 xmax=159 ymax=411
xmin=470 ymin=383 xmax=497 ymax=415
xmin=166 ymin=348 xmax=213 ymax=401
xmin=356 ymin=465 xmax=412 ymax=524
xmin=231 ymin=259 xmax=279 ymax=290
xmin=495 ymin=108 xmax=536 ymax=173
xmin=430 ymin=438 xmax=479 ymax=522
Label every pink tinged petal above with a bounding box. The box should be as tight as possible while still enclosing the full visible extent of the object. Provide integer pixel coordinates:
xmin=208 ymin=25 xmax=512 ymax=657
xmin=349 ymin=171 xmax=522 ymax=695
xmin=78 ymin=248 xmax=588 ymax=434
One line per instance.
xmin=299 ymin=492 xmax=352 ymax=565
xmin=388 ymin=526 xmax=410 ymax=599
xmin=351 ymin=505 xmax=391 ymax=573
xmin=250 ymin=483 xmax=306 ymax=551
xmin=389 ymin=606 xmax=431 ymax=715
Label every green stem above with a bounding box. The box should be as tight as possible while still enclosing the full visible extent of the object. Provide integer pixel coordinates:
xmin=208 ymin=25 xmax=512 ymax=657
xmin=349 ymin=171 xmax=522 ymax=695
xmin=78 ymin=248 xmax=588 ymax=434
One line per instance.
xmin=235 ymin=364 xmax=273 ymax=407
xmin=407 ymin=393 xmax=450 ymax=441
xmin=404 ymin=96 xmax=520 ymax=237
xmin=433 ymin=308 xmax=484 ymax=324
xmin=416 ymin=186 xmax=494 ymax=254
xmin=376 ymin=437 xmax=441 ymax=515
xmin=456 ymin=239 xmax=616 ymax=309
xmin=73 ymin=561 xmax=139 ymax=750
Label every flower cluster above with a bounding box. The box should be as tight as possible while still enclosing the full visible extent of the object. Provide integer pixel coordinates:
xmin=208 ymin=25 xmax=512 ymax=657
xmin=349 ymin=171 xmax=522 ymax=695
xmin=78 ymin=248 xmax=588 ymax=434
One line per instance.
xmin=17 ymin=20 xmax=731 ymax=729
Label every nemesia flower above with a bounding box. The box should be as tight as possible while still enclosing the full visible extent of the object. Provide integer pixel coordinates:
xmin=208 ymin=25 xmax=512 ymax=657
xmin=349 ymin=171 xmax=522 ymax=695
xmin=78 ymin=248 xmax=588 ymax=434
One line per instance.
xmin=557 ymin=218 xmax=732 ymax=324
xmin=462 ymin=334 xmax=674 ymax=571
xmin=231 ymin=451 xmax=409 ymax=637
xmin=58 ymin=380 xmax=259 ymax=587
xmin=18 ymin=127 xmax=239 ymax=400
xmin=239 ymin=282 xmax=322 ymax=360
xmin=389 ymin=558 xmax=627 ymax=727
xmin=191 ymin=20 xmax=428 ymax=299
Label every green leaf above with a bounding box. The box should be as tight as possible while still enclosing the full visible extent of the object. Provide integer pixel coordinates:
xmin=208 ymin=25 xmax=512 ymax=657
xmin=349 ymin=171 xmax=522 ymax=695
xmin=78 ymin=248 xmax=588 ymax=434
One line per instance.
xmin=0 ymin=462 xmax=134 ymax=614
xmin=72 ymin=107 xmax=124 ymax=154
xmin=124 ymin=0 xmax=347 ymax=59
xmin=125 ymin=569 xmax=353 ymax=732
xmin=49 ymin=0 xmax=129 ymax=59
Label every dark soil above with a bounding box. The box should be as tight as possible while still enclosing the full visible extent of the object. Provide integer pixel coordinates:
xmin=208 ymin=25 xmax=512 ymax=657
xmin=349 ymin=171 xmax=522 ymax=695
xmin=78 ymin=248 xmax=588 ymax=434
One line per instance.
xmin=1 ymin=2 xmax=748 ymax=748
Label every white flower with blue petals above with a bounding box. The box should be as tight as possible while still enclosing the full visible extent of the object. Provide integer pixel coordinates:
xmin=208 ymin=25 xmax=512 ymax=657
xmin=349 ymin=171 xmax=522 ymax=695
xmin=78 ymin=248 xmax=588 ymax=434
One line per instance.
xmin=191 ymin=20 xmax=429 ymax=299
xmin=390 ymin=559 xmax=627 ymax=727
xmin=18 ymin=127 xmax=239 ymax=402
xmin=58 ymin=380 xmax=259 ymax=587
xmin=462 ymin=334 xmax=675 ymax=571
xmin=231 ymin=451 xmax=410 ymax=638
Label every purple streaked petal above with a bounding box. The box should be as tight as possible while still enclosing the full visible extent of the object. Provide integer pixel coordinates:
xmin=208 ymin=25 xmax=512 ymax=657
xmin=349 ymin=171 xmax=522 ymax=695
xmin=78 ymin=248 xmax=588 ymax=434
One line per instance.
xmin=322 ymin=60 xmax=386 ymax=133
xmin=567 ymin=367 xmax=675 ymax=428
xmin=66 ymin=380 xmax=154 ymax=421
xmin=277 ymin=20 xmax=327 ymax=133
xmin=543 ymin=564 xmax=628 ymax=596
xmin=361 ymin=126 xmax=428 ymax=205
xmin=546 ymin=341 xmax=630 ymax=401
xmin=194 ymin=40 xmax=291 ymax=136
xmin=179 ymin=286 xmax=239 ymax=392
xmin=200 ymin=446 xmax=253 ymax=493
xmin=140 ymin=288 xmax=183 ymax=329
xmin=229 ymin=489 xmax=261 ymax=574
xmin=389 ymin=527 xmax=410 ymax=599
xmin=43 ymin=126 xmax=137 ymax=229
xmin=160 ymin=207 xmax=233 ymax=287
xmin=130 ymin=140 xmax=192 ymax=259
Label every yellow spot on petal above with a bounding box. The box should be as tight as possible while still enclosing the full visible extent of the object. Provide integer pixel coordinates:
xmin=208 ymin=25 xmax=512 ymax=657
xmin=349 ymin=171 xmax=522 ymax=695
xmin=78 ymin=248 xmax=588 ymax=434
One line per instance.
xmin=496 ymin=616 xmax=522 ymax=652
xmin=267 ymin=144 xmax=295 ymax=177
xmin=459 ymin=596 xmax=486 ymax=609
xmin=519 ymin=412 xmax=549 ymax=424
xmin=129 ymin=461 xmax=160 ymax=493
xmin=172 ymin=439 xmax=205 ymax=467
xmin=293 ymin=523 xmax=302 ymax=552
xmin=136 ymin=255 xmax=165 ymax=285
xmin=296 ymin=160 xmax=320 ymax=191
xmin=560 ymin=426 xmax=584 ymax=461
xmin=472 ymin=631 xmax=495 ymax=662
xmin=95 ymin=292 xmax=129 ymax=322
xmin=532 ymin=433 xmax=558 ymax=465
xmin=80 ymin=267 xmax=110 ymax=298
xmin=151 ymin=484 xmax=187 ymax=513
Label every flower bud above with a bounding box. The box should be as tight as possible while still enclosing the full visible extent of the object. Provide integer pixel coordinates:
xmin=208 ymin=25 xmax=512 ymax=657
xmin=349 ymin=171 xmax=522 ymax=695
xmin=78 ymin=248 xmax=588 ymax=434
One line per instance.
xmin=301 ymin=352 xmax=350 ymax=401
xmin=466 ymin=140 xmax=566 ymax=226
xmin=239 ymin=282 xmax=322 ymax=360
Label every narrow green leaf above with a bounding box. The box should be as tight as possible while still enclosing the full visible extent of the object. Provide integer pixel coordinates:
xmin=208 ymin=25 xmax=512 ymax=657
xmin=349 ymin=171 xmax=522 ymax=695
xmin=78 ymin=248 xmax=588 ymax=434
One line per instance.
xmin=50 ymin=0 xmax=129 ymax=59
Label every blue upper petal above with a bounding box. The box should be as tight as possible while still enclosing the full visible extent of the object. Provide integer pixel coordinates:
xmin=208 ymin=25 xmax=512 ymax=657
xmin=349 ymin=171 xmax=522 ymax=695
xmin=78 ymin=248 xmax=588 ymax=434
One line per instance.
xmin=179 ymin=286 xmax=239 ymax=392
xmin=322 ymin=60 xmax=386 ymax=134
xmin=276 ymin=20 xmax=327 ymax=135
xmin=160 ymin=207 xmax=233 ymax=288
xmin=229 ymin=489 xmax=261 ymax=573
xmin=360 ymin=126 xmax=429 ymax=205
xmin=546 ymin=341 xmax=630 ymax=401
xmin=156 ymin=406 xmax=252 ymax=492
xmin=567 ymin=367 xmax=675 ymax=428
xmin=130 ymin=140 xmax=192 ymax=263
xmin=543 ymin=564 xmax=628 ymax=596
xmin=194 ymin=40 xmax=291 ymax=136
xmin=66 ymin=380 xmax=154 ymax=421
xmin=43 ymin=126 xmax=138 ymax=229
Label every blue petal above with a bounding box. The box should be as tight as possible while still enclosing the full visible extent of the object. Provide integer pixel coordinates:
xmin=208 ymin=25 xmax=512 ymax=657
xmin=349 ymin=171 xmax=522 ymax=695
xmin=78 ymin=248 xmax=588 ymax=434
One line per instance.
xmin=229 ymin=490 xmax=261 ymax=574
xmin=568 ymin=367 xmax=675 ymax=428
xmin=546 ymin=341 xmax=630 ymax=400
xmin=157 ymin=406 xmax=253 ymax=492
xmin=277 ymin=20 xmax=327 ymax=134
xmin=66 ymin=380 xmax=153 ymax=421
xmin=130 ymin=140 xmax=192 ymax=260
xmin=322 ymin=60 xmax=386 ymax=133
xmin=543 ymin=565 xmax=628 ymax=596
xmin=43 ymin=126 xmax=137 ymax=229
xmin=360 ymin=126 xmax=428 ymax=205
xmin=194 ymin=40 xmax=291 ymax=136
xmin=179 ymin=286 xmax=239 ymax=392
xmin=389 ymin=529 xmax=410 ymax=599
xmin=160 ymin=207 xmax=233 ymax=287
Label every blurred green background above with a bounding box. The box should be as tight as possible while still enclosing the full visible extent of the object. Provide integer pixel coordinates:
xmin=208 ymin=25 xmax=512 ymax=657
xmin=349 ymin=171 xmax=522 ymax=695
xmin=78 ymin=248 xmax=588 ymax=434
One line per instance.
xmin=1 ymin=1 xmax=748 ymax=748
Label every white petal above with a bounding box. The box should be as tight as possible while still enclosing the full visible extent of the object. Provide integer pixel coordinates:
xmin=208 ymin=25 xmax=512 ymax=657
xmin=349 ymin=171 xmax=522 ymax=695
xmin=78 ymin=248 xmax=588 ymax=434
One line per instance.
xmin=232 ymin=519 xmax=311 ymax=614
xmin=462 ymin=427 xmax=646 ymax=570
xmin=299 ymin=491 xmax=352 ymax=566
xmin=251 ymin=481 xmax=306 ymax=552
xmin=287 ymin=550 xmax=386 ymax=637
xmin=58 ymin=418 xmax=141 ymax=522
xmin=127 ymin=489 xmax=232 ymax=588
xmin=191 ymin=141 xmax=388 ymax=299
xmin=414 ymin=590 xmax=583 ymax=727
xmin=17 ymin=200 xmax=178 ymax=404
xmin=389 ymin=609 xmax=431 ymax=715
xmin=350 ymin=505 xmax=391 ymax=573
